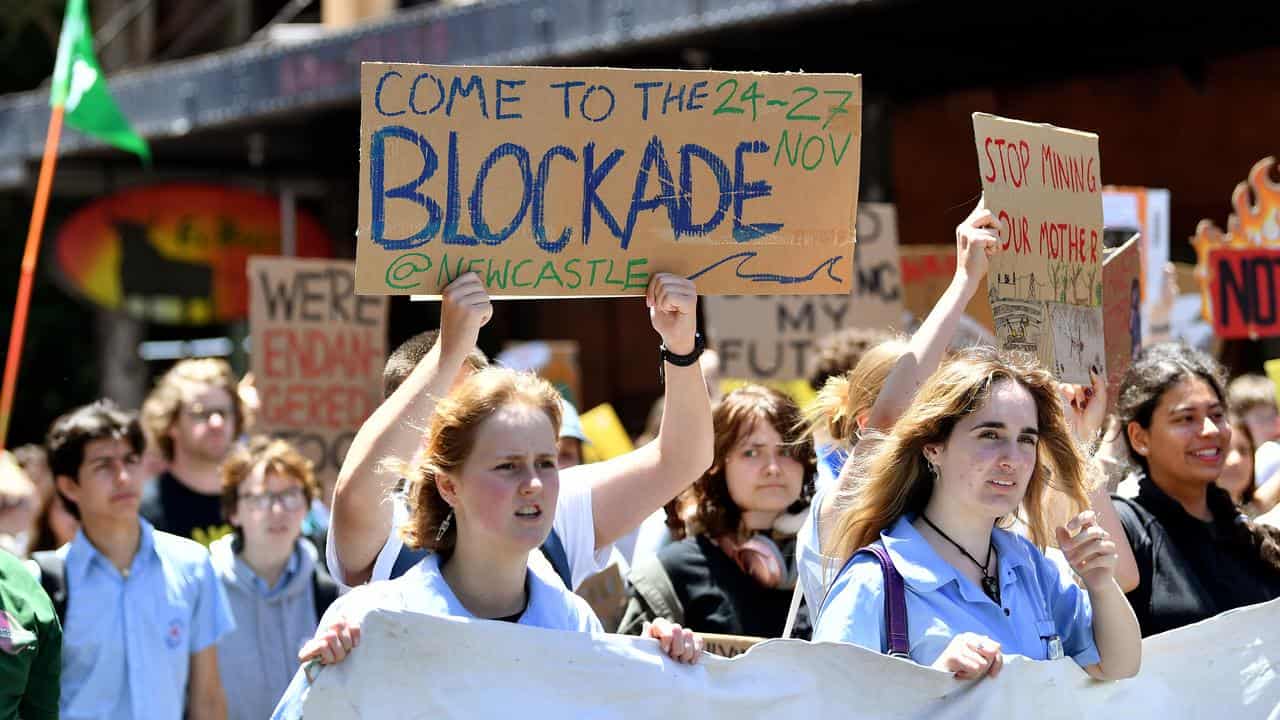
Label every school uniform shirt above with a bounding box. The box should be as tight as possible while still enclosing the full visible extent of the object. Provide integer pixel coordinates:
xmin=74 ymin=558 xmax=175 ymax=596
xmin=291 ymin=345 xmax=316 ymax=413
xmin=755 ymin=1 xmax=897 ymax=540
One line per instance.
xmin=796 ymin=484 xmax=837 ymax=627
xmin=814 ymin=442 xmax=848 ymax=493
xmin=813 ymin=515 xmax=1100 ymax=669
xmin=0 ymin=548 xmax=61 ymax=720
xmin=58 ymin=519 xmax=236 ymax=720
xmin=210 ymin=535 xmax=325 ymax=720
xmin=140 ymin=471 xmax=235 ymax=547
xmin=326 ymin=472 xmax=609 ymax=592
xmin=270 ymin=552 xmax=602 ymax=720
xmin=1113 ymin=478 xmax=1280 ymax=637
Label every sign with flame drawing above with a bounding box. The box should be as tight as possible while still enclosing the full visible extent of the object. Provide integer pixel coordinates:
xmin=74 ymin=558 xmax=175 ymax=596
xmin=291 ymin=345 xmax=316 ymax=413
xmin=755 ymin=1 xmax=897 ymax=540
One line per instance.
xmin=1192 ymin=157 xmax=1280 ymax=340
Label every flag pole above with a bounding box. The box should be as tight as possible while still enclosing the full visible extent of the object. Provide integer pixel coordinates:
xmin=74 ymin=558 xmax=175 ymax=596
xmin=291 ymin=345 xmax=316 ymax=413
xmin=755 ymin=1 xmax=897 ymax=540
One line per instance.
xmin=0 ymin=105 xmax=65 ymax=447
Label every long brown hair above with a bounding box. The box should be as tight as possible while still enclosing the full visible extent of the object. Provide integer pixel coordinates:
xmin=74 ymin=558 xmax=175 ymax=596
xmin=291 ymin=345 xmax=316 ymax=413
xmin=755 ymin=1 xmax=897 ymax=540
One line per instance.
xmin=687 ymin=385 xmax=815 ymax=539
xmin=400 ymin=368 xmax=563 ymax=553
xmin=830 ymin=347 xmax=1091 ymax=562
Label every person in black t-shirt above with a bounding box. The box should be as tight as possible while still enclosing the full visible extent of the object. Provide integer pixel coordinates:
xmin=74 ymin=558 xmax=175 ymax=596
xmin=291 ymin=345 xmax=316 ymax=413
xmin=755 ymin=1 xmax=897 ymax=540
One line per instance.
xmin=139 ymin=358 xmax=244 ymax=546
xmin=621 ymin=385 xmax=815 ymax=639
xmin=1111 ymin=343 xmax=1280 ymax=637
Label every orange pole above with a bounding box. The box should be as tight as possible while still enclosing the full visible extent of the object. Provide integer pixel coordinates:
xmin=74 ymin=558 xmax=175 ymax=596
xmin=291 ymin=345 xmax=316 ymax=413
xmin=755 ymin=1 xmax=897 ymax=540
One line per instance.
xmin=0 ymin=105 xmax=64 ymax=447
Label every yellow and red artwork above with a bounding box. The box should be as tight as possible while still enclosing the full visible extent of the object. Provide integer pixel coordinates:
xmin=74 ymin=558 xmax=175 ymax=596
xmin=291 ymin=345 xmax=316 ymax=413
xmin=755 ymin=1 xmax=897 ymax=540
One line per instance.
xmin=54 ymin=184 xmax=333 ymax=325
xmin=1192 ymin=158 xmax=1280 ymax=340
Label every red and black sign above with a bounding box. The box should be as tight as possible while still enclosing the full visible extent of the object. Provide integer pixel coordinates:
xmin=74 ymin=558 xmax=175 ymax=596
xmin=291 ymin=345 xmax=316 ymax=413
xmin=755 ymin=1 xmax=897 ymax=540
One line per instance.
xmin=1208 ymin=247 xmax=1280 ymax=339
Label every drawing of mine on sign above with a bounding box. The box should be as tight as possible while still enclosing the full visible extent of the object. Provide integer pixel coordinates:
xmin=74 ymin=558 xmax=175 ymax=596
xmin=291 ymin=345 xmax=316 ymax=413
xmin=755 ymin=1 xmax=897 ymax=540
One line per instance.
xmin=992 ymin=299 xmax=1042 ymax=354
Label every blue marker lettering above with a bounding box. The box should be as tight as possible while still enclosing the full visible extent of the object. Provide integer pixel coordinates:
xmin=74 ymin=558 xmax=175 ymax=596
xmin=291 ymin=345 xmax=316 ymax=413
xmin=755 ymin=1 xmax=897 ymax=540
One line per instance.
xmin=374 ymin=71 xmax=405 ymax=117
xmin=369 ymin=126 xmax=440 ymax=248
xmin=733 ymin=140 xmax=783 ymax=242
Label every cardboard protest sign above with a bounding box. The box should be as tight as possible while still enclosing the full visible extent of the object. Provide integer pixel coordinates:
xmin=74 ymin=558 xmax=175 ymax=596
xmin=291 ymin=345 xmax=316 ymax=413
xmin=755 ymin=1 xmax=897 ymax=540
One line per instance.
xmin=1103 ymin=186 xmax=1170 ymax=339
xmin=698 ymin=634 xmax=765 ymax=658
xmin=702 ymin=203 xmax=903 ymax=382
xmin=358 ymin=64 xmax=861 ymax=297
xmin=580 ymin=404 xmax=635 ymax=463
xmin=897 ymin=244 xmax=996 ymax=331
xmin=1102 ymin=235 xmax=1142 ymax=414
xmin=719 ymin=378 xmax=818 ymax=408
xmin=1266 ymin=359 xmax=1280 ymax=410
xmin=497 ymin=340 xmax=582 ymax=406
xmin=703 ymin=294 xmax=857 ymax=381
xmin=248 ymin=257 xmax=388 ymax=499
xmin=574 ymin=564 xmax=627 ymax=632
xmin=1192 ymin=157 xmax=1280 ymax=340
xmin=973 ymin=113 xmax=1105 ymax=384
xmin=850 ymin=202 xmax=905 ymax=328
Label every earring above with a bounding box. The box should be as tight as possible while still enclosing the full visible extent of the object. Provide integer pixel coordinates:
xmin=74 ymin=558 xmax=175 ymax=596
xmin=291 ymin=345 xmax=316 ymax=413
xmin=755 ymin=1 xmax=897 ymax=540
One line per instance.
xmin=434 ymin=510 xmax=453 ymax=542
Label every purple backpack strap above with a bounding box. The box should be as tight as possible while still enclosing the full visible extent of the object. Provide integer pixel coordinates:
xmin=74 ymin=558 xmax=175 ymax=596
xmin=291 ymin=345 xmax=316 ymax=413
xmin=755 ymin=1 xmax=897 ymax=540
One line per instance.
xmin=860 ymin=544 xmax=911 ymax=659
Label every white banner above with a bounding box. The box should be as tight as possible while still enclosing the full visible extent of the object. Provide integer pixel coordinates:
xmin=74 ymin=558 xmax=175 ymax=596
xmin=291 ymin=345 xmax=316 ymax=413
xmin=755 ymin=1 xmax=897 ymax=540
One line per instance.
xmin=290 ymin=598 xmax=1280 ymax=719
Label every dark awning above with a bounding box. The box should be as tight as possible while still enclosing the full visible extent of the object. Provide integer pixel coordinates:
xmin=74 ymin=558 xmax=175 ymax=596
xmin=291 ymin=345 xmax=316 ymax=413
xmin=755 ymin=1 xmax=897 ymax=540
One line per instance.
xmin=0 ymin=0 xmax=863 ymax=171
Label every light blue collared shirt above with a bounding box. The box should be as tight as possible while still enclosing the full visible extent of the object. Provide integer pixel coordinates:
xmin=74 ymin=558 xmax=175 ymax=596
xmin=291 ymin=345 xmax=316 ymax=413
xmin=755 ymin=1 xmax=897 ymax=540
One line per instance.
xmin=814 ymin=515 xmax=1100 ymax=668
xmin=59 ymin=518 xmax=236 ymax=720
xmin=251 ymin=545 xmax=302 ymax=599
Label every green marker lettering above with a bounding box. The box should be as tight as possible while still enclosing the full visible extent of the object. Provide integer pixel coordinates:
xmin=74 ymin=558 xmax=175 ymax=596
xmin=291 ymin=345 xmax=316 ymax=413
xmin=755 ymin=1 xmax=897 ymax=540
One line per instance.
xmin=535 ymin=260 xmax=565 ymax=288
xmin=623 ymin=258 xmax=650 ymax=291
xmin=563 ymin=259 xmax=583 ymax=289
xmin=485 ymin=258 xmax=511 ymax=289
xmin=512 ymin=259 xmax=534 ymax=287
xmin=603 ymin=258 xmax=625 ymax=287
xmin=586 ymin=258 xmax=608 ymax=287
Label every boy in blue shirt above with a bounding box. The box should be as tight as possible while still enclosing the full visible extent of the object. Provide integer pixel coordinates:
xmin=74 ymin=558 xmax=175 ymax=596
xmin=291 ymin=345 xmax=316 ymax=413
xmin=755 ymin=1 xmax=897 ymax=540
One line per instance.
xmin=46 ymin=400 xmax=236 ymax=720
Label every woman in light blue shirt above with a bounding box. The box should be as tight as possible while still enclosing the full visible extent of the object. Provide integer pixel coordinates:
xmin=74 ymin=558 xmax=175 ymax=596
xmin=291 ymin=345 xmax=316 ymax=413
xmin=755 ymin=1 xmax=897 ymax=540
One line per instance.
xmin=814 ymin=348 xmax=1141 ymax=681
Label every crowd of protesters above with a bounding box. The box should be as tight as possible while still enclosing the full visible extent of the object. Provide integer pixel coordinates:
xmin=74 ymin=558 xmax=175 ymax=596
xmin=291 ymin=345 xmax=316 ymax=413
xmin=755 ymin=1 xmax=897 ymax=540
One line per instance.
xmin=2 ymin=202 xmax=1280 ymax=720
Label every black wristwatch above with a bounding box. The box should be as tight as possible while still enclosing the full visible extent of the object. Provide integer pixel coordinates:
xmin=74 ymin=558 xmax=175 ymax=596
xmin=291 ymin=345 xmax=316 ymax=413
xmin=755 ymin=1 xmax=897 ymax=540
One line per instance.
xmin=659 ymin=332 xmax=705 ymax=384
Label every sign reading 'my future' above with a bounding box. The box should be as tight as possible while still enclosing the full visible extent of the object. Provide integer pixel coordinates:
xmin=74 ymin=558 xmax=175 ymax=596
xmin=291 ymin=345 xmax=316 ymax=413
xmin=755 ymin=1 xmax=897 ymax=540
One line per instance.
xmin=973 ymin=113 xmax=1105 ymax=384
xmin=358 ymin=64 xmax=862 ymax=297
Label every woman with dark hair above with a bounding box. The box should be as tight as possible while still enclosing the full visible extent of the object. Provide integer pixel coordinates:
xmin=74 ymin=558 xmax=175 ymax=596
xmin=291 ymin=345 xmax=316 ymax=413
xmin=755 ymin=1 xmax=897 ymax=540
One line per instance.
xmin=1111 ymin=343 xmax=1280 ymax=636
xmin=620 ymin=385 xmax=816 ymax=639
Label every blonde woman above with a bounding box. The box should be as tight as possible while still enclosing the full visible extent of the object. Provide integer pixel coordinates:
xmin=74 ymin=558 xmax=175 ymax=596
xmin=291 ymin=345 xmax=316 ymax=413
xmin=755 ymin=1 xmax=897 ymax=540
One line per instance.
xmin=814 ymin=348 xmax=1140 ymax=681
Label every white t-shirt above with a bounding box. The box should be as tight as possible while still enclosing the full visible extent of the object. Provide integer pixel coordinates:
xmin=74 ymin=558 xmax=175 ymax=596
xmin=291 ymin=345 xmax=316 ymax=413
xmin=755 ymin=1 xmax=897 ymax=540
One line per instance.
xmin=1255 ymin=440 xmax=1280 ymax=489
xmin=327 ymin=473 xmax=610 ymax=593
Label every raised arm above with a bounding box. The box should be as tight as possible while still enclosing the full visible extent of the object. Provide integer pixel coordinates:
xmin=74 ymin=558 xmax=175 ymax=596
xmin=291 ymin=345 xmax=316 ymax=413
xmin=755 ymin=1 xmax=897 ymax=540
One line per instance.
xmin=864 ymin=199 xmax=998 ymax=431
xmin=1057 ymin=512 xmax=1142 ymax=680
xmin=329 ymin=273 xmax=491 ymax=585
xmin=573 ymin=273 xmax=714 ymax=549
xmin=819 ymin=201 xmax=998 ymax=538
xmin=1058 ymin=376 xmax=1139 ymax=593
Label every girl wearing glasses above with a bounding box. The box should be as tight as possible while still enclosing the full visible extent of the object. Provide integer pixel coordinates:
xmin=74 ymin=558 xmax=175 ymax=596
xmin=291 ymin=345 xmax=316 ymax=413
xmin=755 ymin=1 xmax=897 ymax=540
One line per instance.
xmin=211 ymin=437 xmax=341 ymax=720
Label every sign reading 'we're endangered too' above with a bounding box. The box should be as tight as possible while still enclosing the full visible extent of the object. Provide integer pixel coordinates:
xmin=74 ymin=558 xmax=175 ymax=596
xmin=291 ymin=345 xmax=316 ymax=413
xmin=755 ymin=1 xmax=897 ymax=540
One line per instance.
xmin=358 ymin=63 xmax=862 ymax=297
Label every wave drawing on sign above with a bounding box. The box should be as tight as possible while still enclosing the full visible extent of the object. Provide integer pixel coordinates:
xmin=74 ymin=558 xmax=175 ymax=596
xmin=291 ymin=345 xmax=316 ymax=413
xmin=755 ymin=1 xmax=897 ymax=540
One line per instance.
xmin=687 ymin=251 xmax=844 ymax=285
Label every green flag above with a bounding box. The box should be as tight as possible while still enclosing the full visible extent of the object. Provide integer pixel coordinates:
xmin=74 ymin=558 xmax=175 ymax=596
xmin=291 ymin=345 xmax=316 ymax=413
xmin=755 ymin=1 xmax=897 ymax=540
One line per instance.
xmin=50 ymin=0 xmax=150 ymax=161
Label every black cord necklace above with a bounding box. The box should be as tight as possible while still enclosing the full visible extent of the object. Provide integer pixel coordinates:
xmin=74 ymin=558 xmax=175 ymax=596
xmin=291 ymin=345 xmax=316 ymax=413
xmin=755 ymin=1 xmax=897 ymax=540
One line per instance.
xmin=920 ymin=514 xmax=1001 ymax=605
